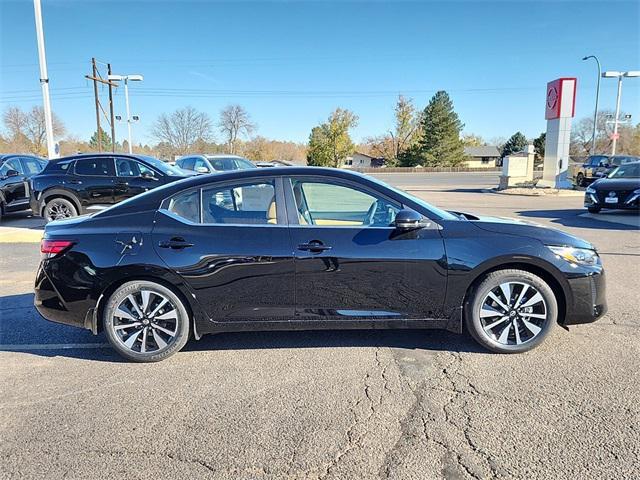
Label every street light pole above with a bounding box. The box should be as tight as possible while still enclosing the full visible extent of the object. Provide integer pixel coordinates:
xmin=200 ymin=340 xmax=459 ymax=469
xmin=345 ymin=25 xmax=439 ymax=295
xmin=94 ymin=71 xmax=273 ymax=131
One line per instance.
xmin=33 ymin=0 xmax=57 ymax=159
xmin=582 ymin=55 xmax=601 ymax=155
xmin=611 ymin=74 xmax=623 ymax=155
xmin=123 ymin=78 xmax=133 ymax=154
xmin=107 ymin=74 xmax=143 ymax=154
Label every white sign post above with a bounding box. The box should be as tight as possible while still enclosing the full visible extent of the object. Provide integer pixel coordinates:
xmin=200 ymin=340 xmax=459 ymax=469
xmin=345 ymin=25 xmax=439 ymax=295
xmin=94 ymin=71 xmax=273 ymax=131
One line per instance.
xmin=539 ymin=77 xmax=576 ymax=188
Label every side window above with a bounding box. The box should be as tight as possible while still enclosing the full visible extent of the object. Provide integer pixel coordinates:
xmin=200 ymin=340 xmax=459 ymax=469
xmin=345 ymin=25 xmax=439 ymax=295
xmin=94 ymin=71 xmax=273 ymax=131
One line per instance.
xmin=167 ymin=190 xmax=200 ymax=224
xmin=0 ymin=159 xmax=24 ymax=176
xmin=210 ymin=158 xmax=234 ymax=171
xmin=20 ymin=157 xmax=43 ymax=175
xmin=75 ymin=158 xmax=114 ymax=176
xmin=193 ymin=158 xmax=210 ymax=173
xmin=137 ymin=162 xmax=156 ymax=177
xmin=202 ymin=180 xmax=277 ymax=224
xmin=115 ymin=158 xmax=140 ymax=177
xmin=291 ymin=180 xmax=400 ymax=227
xmin=181 ymin=157 xmax=195 ymax=171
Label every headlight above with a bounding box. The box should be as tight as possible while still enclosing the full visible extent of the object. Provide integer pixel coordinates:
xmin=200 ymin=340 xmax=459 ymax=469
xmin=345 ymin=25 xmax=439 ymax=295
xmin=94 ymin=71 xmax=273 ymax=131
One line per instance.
xmin=586 ymin=186 xmax=596 ymax=194
xmin=547 ymin=246 xmax=599 ymax=266
xmin=634 ymin=188 xmax=640 ymax=194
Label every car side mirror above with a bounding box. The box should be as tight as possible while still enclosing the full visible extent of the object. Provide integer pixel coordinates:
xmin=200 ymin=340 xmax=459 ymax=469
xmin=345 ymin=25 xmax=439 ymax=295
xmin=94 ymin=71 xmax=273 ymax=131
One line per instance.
xmin=140 ymin=171 xmax=156 ymax=180
xmin=5 ymin=169 xmax=20 ymax=178
xmin=394 ymin=209 xmax=428 ymax=230
xmin=195 ymin=166 xmax=210 ymax=174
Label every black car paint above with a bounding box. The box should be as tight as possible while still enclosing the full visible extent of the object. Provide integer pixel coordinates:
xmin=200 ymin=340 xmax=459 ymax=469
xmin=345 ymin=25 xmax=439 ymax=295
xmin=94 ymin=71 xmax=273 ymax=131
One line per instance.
xmin=29 ymin=153 xmax=191 ymax=217
xmin=584 ymin=176 xmax=640 ymax=211
xmin=34 ymin=167 xmax=607 ymax=340
xmin=0 ymin=154 xmax=45 ymax=216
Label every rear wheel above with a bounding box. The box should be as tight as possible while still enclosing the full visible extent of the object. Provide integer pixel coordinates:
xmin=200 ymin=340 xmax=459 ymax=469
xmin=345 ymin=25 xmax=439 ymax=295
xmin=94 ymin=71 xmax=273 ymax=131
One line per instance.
xmin=576 ymin=173 xmax=585 ymax=187
xmin=465 ymin=269 xmax=557 ymax=353
xmin=588 ymin=206 xmax=601 ymax=214
xmin=44 ymin=197 xmax=77 ymax=222
xmin=103 ymin=281 xmax=190 ymax=362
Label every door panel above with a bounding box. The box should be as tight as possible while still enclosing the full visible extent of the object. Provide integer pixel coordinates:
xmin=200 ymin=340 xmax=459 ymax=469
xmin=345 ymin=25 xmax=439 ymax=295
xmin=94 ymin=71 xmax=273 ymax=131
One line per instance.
xmin=72 ymin=157 xmax=115 ymax=207
xmin=286 ymin=177 xmax=447 ymax=320
xmin=152 ymin=178 xmax=295 ymax=322
xmin=113 ymin=158 xmax=158 ymax=202
xmin=0 ymin=158 xmax=27 ymax=208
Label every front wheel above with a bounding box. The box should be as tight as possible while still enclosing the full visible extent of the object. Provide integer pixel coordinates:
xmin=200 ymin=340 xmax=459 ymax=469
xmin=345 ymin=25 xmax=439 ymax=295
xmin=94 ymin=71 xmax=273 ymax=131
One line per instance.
xmin=588 ymin=206 xmax=601 ymax=214
xmin=103 ymin=281 xmax=190 ymax=362
xmin=44 ymin=197 xmax=78 ymax=222
xmin=465 ymin=269 xmax=557 ymax=353
xmin=576 ymin=173 xmax=585 ymax=187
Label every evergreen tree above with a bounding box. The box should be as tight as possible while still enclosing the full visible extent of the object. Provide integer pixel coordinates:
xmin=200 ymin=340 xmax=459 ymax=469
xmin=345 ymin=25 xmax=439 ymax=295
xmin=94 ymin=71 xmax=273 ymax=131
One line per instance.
xmin=89 ymin=127 xmax=113 ymax=151
xmin=416 ymin=91 xmax=465 ymax=166
xmin=501 ymin=131 xmax=528 ymax=158
xmin=533 ymin=132 xmax=546 ymax=164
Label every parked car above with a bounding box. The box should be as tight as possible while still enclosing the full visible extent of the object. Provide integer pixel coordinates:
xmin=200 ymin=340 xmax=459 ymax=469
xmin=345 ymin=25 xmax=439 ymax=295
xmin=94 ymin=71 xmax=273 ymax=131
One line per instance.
xmin=35 ymin=167 xmax=606 ymax=362
xmin=573 ymin=154 xmax=639 ymax=187
xmin=0 ymin=154 xmax=46 ymax=221
xmin=175 ymin=154 xmax=256 ymax=174
xmin=29 ymin=153 xmax=192 ymax=222
xmin=584 ymin=161 xmax=640 ymax=213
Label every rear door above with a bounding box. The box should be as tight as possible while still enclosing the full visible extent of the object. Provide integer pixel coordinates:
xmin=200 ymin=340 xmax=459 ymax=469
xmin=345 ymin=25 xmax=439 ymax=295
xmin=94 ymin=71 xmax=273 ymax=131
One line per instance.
xmin=152 ymin=176 xmax=295 ymax=322
xmin=72 ymin=157 xmax=115 ymax=207
xmin=284 ymin=176 xmax=447 ymax=321
xmin=0 ymin=157 xmax=27 ymax=208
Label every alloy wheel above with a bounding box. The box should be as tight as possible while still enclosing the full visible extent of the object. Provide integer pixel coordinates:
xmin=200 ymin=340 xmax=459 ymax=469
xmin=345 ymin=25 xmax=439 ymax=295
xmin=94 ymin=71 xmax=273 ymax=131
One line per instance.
xmin=46 ymin=201 xmax=74 ymax=221
xmin=111 ymin=289 xmax=180 ymax=354
xmin=478 ymin=281 xmax=548 ymax=346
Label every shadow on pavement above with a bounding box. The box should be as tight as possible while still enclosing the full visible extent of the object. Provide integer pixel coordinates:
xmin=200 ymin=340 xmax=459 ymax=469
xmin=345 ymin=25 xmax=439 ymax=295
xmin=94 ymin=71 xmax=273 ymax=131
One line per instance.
xmin=0 ymin=292 xmax=483 ymax=362
xmin=517 ymin=209 xmax=639 ymax=231
xmin=0 ymin=211 xmax=45 ymax=229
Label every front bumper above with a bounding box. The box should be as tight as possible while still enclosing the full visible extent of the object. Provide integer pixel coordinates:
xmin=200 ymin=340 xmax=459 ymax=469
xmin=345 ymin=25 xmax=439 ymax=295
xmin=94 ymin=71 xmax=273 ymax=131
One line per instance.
xmin=563 ymin=270 xmax=607 ymax=325
xmin=585 ymin=191 xmax=640 ymax=210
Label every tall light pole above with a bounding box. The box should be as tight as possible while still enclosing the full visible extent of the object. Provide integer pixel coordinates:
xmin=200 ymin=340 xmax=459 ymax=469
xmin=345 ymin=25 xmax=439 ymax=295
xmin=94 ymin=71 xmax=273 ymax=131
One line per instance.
xmin=582 ymin=55 xmax=601 ymax=156
xmin=108 ymin=74 xmax=143 ymax=153
xmin=33 ymin=0 xmax=57 ymax=159
xmin=602 ymin=70 xmax=640 ymax=155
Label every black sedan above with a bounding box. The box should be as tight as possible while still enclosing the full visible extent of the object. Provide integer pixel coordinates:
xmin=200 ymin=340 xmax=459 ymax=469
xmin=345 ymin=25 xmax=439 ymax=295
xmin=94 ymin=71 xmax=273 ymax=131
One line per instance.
xmin=35 ymin=167 xmax=607 ymax=362
xmin=584 ymin=161 xmax=640 ymax=213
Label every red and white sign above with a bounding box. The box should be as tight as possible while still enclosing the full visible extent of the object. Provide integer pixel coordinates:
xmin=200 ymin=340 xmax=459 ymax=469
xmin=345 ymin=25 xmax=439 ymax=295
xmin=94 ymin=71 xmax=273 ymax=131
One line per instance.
xmin=545 ymin=78 xmax=577 ymax=120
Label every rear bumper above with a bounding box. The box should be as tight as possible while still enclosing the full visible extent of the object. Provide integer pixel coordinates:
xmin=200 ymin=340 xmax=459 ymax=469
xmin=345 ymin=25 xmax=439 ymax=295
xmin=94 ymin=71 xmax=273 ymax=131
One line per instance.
xmin=563 ymin=271 xmax=607 ymax=325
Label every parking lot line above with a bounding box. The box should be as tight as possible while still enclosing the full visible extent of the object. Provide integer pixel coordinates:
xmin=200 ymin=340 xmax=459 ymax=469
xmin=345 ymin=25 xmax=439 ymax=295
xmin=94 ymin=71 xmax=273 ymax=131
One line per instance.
xmin=0 ymin=342 xmax=110 ymax=351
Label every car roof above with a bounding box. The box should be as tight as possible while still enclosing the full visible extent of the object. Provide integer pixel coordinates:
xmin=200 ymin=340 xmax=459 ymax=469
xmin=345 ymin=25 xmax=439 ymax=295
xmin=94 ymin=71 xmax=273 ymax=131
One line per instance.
xmin=46 ymin=152 xmax=153 ymax=163
xmin=0 ymin=154 xmax=42 ymax=161
xmin=203 ymin=154 xmax=247 ymax=159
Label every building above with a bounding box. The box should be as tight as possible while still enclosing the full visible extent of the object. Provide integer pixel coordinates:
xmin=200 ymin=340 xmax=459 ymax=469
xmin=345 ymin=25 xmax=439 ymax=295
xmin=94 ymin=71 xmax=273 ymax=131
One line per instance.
xmin=343 ymin=152 xmax=385 ymax=168
xmin=463 ymin=146 xmax=500 ymax=168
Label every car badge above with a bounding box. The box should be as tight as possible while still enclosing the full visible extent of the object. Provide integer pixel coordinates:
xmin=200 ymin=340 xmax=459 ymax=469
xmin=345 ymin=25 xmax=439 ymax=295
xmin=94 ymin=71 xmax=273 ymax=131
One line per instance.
xmin=608 ymin=191 xmax=616 ymax=197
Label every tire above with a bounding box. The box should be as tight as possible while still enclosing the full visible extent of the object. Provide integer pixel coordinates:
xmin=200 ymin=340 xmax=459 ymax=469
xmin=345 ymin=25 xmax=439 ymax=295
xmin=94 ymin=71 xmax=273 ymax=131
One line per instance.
xmin=103 ymin=281 xmax=190 ymax=362
xmin=576 ymin=173 xmax=585 ymax=187
xmin=464 ymin=269 xmax=557 ymax=354
xmin=588 ymin=206 xmax=601 ymax=214
xmin=44 ymin=197 xmax=78 ymax=222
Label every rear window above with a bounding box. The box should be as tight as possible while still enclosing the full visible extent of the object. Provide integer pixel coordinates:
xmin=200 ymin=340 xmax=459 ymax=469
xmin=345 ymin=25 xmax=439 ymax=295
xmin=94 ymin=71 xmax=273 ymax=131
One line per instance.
xmin=43 ymin=160 xmax=73 ymax=174
xmin=75 ymin=158 xmax=114 ymax=176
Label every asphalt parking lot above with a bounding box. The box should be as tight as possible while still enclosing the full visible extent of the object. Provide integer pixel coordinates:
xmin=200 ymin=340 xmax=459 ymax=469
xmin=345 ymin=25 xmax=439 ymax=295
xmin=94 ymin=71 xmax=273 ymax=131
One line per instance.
xmin=1 ymin=172 xmax=639 ymax=480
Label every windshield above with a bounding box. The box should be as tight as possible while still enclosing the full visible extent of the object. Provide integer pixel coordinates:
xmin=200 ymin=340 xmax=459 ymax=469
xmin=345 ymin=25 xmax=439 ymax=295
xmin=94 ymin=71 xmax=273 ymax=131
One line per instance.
xmin=608 ymin=163 xmax=640 ymax=179
xmin=366 ymin=175 xmax=459 ymax=221
xmin=137 ymin=155 xmax=185 ymax=176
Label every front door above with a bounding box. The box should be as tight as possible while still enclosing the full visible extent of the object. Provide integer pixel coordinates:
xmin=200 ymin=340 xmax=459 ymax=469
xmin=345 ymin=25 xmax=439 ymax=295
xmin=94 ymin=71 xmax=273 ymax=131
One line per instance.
xmin=285 ymin=177 xmax=447 ymax=321
xmin=113 ymin=157 xmax=158 ymax=202
xmin=152 ymin=177 xmax=295 ymax=323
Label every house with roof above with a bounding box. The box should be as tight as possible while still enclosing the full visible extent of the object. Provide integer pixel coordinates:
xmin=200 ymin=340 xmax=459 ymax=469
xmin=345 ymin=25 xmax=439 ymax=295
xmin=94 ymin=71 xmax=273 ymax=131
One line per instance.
xmin=463 ymin=146 xmax=500 ymax=168
xmin=343 ymin=152 xmax=385 ymax=168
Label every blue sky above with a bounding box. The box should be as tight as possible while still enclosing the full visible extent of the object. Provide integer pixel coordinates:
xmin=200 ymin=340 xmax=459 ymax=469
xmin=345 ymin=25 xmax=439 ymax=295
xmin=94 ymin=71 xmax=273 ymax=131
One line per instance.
xmin=1 ymin=0 xmax=639 ymax=146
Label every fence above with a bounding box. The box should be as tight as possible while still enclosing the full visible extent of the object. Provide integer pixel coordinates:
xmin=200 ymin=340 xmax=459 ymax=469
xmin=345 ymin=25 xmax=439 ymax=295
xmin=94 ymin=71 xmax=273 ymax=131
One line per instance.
xmin=351 ymin=166 xmax=503 ymax=173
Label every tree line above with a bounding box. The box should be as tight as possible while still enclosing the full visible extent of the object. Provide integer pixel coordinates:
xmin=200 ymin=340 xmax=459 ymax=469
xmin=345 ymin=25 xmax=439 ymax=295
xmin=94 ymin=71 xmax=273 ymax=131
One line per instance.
xmin=1 ymin=101 xmax=638 ymax=163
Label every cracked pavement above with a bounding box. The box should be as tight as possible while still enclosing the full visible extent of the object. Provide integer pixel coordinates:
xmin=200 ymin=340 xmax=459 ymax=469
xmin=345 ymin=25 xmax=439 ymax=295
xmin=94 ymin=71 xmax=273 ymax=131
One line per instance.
xmin=1 ymin=172 xmax=639 ymax=479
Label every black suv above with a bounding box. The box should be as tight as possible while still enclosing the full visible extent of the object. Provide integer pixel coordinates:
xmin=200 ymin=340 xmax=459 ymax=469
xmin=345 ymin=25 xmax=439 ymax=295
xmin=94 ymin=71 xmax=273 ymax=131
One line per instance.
xmin=573 ymin=154 xmax=639 ymax=187
xmin=30 ymin=153 xmax=192 ymax=222
xmin=0 ymin=154 xmax=46 ymax=221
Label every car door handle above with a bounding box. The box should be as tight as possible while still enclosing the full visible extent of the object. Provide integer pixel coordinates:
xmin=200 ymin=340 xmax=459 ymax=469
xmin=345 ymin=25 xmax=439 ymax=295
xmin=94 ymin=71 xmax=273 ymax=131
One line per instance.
xmin=67 ymin=179 xmax=82 ymax=185
xmin=158 ymin=237 xmax=194 ymax=249
xmin=115 ymin=181 xmax=129 ymax=187
xmin=298 ymin=241 xmax=332 ymax=253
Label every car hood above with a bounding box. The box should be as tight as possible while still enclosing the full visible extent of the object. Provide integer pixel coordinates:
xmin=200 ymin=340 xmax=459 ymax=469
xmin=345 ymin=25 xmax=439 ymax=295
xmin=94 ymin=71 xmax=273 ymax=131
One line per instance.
xmin=453 ymin=211 xmax=594 ymax=250
xmin=591 ymin=178 xmax=640 ymax=190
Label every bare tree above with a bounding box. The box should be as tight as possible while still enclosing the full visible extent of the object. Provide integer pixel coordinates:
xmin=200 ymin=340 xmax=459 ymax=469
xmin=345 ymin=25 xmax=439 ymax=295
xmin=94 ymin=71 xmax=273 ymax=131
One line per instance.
xmin=150 ymin=106 xmax=214 ymax=155
xmin=2 ymin=106 xmax=65 ymax=155
xmin=218 ymin=105 xmax=255 ymax=154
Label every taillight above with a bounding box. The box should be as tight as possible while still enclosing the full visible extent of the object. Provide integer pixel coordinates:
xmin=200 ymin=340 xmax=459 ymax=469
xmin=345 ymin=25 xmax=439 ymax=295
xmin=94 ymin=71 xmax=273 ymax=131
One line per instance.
xmin=40 ymin=239 xmax=74 ymax=256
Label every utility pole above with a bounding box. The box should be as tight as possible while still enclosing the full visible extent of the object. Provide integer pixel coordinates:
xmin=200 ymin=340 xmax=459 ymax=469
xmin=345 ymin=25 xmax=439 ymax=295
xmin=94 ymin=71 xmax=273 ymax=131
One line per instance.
xmin=85 ymin=60 xmax=118 ymax=152
xmin=107 ymin=63 xmax=116 ymax=152
xmin=582 ymin=55 xmax=601 ymax=156
xmin=611 ymin=74 xmax=623 ymax=155
xmin=33 ymin=0 xmax=57 ymax=159
xmin=91 ymin=58 xmax=102 ymax=151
